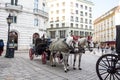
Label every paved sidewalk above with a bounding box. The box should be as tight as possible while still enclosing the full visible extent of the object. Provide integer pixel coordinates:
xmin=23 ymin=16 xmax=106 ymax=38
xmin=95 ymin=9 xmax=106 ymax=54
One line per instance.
xmin=0 ymin=51 xmax=100 ymax=80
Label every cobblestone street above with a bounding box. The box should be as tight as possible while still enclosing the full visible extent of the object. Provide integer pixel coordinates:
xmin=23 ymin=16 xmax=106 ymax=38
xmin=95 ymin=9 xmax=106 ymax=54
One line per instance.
xmin=0 ymin=50 xmax=100 ymax=80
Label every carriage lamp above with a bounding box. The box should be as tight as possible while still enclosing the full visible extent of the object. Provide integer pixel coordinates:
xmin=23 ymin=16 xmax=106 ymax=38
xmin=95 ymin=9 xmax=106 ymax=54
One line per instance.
xmin=5 ymin=13 xmax=13 ymax=58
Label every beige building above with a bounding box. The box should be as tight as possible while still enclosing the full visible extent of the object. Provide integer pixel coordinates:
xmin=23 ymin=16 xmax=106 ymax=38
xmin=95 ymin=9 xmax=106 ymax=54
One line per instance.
xmin=0 ymin=0 xmax=48 ymax=50
xmin=47 ymin=0 xmax=94 ymax=39
xmin=93 ymin=3 xmax=120 ymax=46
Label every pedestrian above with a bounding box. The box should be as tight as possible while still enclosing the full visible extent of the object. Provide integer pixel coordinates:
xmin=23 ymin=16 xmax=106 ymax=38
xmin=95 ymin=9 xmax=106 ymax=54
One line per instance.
xmin=0 ymin=39 xmax=4 ymax=56
xmin=101 ymin=43 xmax=105 ymax=55
xmin=45 ymin=47 xmax=51 ymax=60
xmin=105 ymin=43 xmax=111 ymax=54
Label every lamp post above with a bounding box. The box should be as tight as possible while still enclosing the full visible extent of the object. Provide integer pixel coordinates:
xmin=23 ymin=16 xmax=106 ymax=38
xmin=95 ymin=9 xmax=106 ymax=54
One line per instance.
xmin=5 ymin=14 xmax=13 ymax=58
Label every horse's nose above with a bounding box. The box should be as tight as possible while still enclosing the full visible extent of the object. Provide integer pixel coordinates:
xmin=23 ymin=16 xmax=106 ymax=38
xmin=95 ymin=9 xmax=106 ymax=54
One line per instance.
xmin=74 ymin=48 xmax=79 ymax=52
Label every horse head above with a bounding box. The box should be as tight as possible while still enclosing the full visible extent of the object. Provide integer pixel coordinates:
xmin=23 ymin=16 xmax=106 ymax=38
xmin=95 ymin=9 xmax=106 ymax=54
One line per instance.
xmin=86 ymin=36 xmax=93 ymax=52
xmin=65 ymin=35 xmax=79 ymax=52
xmin=78 ymin=36 xmax=93 ymax=52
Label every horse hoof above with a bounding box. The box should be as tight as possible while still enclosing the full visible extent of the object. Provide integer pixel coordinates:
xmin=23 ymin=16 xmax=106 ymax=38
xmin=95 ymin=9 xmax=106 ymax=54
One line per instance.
xmin=73 ymin=68 xmax=76 ymax=70
xmin=67 ymin=69 xmax=69 ymax=71
xmin=67 ymin=64 xmax=69 ymax=66
xmin=64 ymin=70 xmax=67 ymax=73
xmin=79 ymin=68 xmax=82 ymax=70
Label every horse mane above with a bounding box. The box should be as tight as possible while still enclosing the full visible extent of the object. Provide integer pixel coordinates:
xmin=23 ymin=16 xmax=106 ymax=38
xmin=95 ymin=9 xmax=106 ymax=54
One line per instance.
xmin=78 ymin=37 xmax=87 ymax=47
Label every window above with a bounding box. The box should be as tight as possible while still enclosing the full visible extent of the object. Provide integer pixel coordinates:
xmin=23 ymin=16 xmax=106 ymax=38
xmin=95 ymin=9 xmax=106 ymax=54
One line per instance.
xmin=71 ymin=16 xmax=74 ymax=21
xmin=71 ymin=2 xmax=73 ymax=7
xmin=85 ymin=25 xmax=88 ymax=29
xmin=34 ymin=19 xmax=38 ymax=26
xmin=80 ymin=11 xmax=83 ymax=16
xmin=56 ymin=3 xmax=59 ymax=7
xmin=43 ymin=3 xmax=45 ymax=7
xmin=75 ymin=17 xmax=78 ymax=22
xmin=80 ymin=5 xmax=83 ymax=9
xmin=80 ymin=18 xmax=83 ymax=23
xmin=56 ymin=17 xmax=59 ymax=21
xmin=74 ymin=31 xmax=79 ymax=36
xmin=62 ymin=23 xmax=65 ymax=27
xmin=12 ymin=16 xmax=17 ymax=23
xmin=85 ymin=19 xmax=88 ymax=24
xmin=85 ymin=32 xmax=88 ymax=36
xmin=81 ymin=24 xmax=83 ymax=28
xmin=89 ymin=20 xmax=92 ymax=24
xmin=11 ymin=0 xmax=18 ymax=5
xmin=62 ymin=9 xmax=65 ymax=13
xmin=50 ymin=31 xmax=56 ymax=38
xmin=89 ymin=26 xmax=92 ymax=29
xmin=71 ymin=23 xmax=73 ymax=27
xmin=56 ymin=24 xmax=59 ymax=27
xmin=89 ymin=13 xmax=92 ymax=18
xmin=51 ymin=18 xmax=53 ymax=21
xmin=50 ymin=24 xmax=53 ymax=28
xmin=80 ymin=31 xmax=84 ymax=36
xmin=71 ymin=9 xmax=73 ymax=14
xmin=85 ymin=12 xmax=87 ymax=16
xmin=51 ymin=4 xmax=53 ymax=7
xmin=56 ymin=10 xmax=59 ymax=14
xmin=62 ymin=16 xmax=65 ymax=21
xmin=76 ymin=3 xmax=78 ymax=8
xmin=34 ymin=0 xmax=38 ymax=9
xmin=62 ymin=2 xmax=65 ymax=6
xmin=89 ymin=7 xmax=92 ymax=12
xmin=76 ymin=24 xmax=78 ymax=28
xmin=59 ymin=30 xmax=65 ymax=38
xmin=51 ymin=11 xmax=53 ymax=14
xmin=76 ymin=10 xmax=78 ymax=14
xmin=85 ymin=6 xmax=87 ymax=10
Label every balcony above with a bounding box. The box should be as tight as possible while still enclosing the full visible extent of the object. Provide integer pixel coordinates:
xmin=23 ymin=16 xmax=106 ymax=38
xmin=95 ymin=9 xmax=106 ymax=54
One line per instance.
xmin=33 ymin=9 xmax=48 ymax=18
xmin=5 ymin=3 xmax=23 ymax=11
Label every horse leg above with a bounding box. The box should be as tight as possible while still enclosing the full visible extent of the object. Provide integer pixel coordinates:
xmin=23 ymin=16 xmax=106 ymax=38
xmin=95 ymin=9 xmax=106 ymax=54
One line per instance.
xmin=50 ymin=52 xmax=54 ymax=67
xmin=78 ymin=53 xmax=82 ymax=70
xmin=53 ymin=52 xmax=57 ymax=67
xmin=62 ymin=53 xmax=69 ymax=72
xmin=73 ymin=54 xmax=77 ymax=70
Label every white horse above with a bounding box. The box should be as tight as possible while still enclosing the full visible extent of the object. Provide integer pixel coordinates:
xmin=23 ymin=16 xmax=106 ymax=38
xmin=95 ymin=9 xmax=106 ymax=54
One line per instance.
xmin=71 ymin=37 xmax=93 ymax=70
xmin=49 ymin=35 xmax=79 ymax=72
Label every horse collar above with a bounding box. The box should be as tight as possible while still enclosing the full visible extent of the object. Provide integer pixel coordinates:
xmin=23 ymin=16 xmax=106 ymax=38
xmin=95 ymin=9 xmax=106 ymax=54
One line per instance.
xmin=63 ymin=39 xmax=71 ymax=49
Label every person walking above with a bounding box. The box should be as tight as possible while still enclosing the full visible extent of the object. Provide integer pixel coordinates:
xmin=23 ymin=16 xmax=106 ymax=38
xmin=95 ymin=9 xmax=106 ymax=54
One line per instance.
xmin=0 ymin=39 xmax=4 ymax=56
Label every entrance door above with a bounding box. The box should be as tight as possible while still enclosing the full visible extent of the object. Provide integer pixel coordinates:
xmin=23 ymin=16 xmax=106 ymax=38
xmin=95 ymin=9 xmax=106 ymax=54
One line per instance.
xmin=9 ymin=31 xmax=18 ymax=50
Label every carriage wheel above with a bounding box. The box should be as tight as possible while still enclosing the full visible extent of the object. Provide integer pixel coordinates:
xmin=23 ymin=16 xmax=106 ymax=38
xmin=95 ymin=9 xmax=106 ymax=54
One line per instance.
xmin=96 ymin=54 xmax=120 ymax=80
xmin=42 ymin=52 xmax=46 ymax=64
xmin=29 ymin=48 xmax=34 ymax=60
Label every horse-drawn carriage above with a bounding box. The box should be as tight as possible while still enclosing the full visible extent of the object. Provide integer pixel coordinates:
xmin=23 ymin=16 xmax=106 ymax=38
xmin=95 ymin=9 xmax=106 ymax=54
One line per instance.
xmin=29 ymin=34 xmax=93 ymax=72
xmin=96 ymin=25 xmax=120 ymax=80
xmin=29 ymin=37 xmax=51 ymax=64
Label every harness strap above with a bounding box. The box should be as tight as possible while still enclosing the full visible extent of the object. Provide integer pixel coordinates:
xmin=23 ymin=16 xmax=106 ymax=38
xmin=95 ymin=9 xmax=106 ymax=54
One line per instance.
xmin=62 ymin=39 xmax=71 ymax=49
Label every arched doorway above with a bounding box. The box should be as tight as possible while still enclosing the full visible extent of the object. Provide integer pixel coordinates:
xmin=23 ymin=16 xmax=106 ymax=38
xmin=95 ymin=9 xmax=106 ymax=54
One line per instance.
xmin=9 ymin=31 xmax=18 ymax=50
xmin=33 ymin=33 xmax=39 ymax=44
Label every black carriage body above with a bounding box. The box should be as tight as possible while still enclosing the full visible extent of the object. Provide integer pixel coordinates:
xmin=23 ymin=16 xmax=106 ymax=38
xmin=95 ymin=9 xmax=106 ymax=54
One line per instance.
xmin=116 ymin=25 xmax=120 ymax=56
xmin=35 ymin=38 xmax=51 ymax=55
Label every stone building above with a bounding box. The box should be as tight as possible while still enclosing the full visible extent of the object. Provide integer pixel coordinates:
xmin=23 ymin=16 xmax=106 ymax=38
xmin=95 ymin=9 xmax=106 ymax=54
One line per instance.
xmin=0 ymin=0 xmax=48 ymax=50
xmin=47 ymin=0 xmax=94 ymax=39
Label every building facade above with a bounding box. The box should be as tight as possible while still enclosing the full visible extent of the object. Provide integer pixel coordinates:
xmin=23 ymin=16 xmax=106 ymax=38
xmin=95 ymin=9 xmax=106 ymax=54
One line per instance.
xmin=93 ymin=4 xmax=120 ymax=46
xmin=47 ymin=0 xmax=94 ymax=39
xmin=0 ymin=0 xmax=48 ymax=50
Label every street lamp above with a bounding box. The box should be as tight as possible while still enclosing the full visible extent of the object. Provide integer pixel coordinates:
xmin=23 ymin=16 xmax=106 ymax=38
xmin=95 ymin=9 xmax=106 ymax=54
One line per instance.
xmin=5 ymin=13 xmax=13 ymax=58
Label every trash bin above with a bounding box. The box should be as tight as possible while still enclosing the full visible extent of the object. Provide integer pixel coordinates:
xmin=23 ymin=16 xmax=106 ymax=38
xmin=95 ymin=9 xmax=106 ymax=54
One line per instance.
xmin=8 ymin=47 xmax=14 ymax=58
xmin=5 ymin=46 xmax=14 ymax=58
